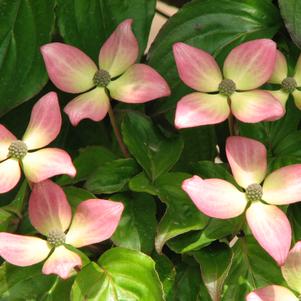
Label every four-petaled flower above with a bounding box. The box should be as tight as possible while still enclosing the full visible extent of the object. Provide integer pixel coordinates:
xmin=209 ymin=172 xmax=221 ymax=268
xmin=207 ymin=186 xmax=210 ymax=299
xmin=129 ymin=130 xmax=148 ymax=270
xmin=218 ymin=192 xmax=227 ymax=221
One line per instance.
xmin=0 ymin=180 xmax=124 ymax=279
xmin=40 ymin=19 xmax=171 ymax=126
xmin=173 ymin=39 xmax=284 ymax=128
xmin=246 ymin=241 xmax=301 ymax=301
xmin=182 ymin=136 xmax=301 ymax=265
xmin=0 ymin=92 xmax=76 ymax=193
xmin=268 ymin=50 xmax=301 ymax=110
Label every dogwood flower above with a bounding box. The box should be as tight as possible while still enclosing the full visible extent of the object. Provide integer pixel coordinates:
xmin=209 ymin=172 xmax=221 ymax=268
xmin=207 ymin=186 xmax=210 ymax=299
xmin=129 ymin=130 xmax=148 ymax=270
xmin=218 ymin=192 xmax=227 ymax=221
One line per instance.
xmin=0 ymin=92 xmax=76 ymax=193
xmin=0 ymin=180 xmax=124 ymax=279
xmin=268 ymin=50 xmax=301 ymax=109
xmin=40 ymin=19 xmax=170 ymax=126
xmin=173 ymin=39 xmax=284 ymax=128
xmin=182 ymin=136 xmax=301 ymax=265
xmin=246 ymin=241 xmax=301 ymax=301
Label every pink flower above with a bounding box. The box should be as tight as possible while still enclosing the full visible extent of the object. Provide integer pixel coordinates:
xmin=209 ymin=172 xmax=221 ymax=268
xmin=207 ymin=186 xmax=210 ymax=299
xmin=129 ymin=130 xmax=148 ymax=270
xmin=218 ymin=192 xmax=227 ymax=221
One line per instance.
xmin=173 ymin=40 xmax=284 ymax=128
xmin=0 ymin=92 xmax=76 ymax=193
xmin=0 ymin=180 xmax=124 ymax=279
xmin=246 ymin=241 xmax=301 ymax=300
xmin=182 ymin=136 xmax=301 ymax=265
xmin=41 ymin=19 xmax=171 ymax=126
xmin=268 ymin=50 xmax=301 ymax=109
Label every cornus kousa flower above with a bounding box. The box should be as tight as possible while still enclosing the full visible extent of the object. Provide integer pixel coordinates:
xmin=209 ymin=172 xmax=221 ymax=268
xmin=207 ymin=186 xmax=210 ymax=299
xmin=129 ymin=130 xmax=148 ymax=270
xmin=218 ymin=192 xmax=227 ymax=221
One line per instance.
xmin=246 ymin=241 xmax=301 ymax=301
xmin=0 ymin=92 xmax=76 ymax=193
xmin=268 ymin=50 xmax=301 ymax=109
xmin=0 ymin=180 xmax=124 ymax=279
xmin=40 ymin=19 xmax=170 ymax=126
xmin=173 ymin=39 xmax=284 ymax=128
xmin=182 ymin=136 xmax=301 ymax=265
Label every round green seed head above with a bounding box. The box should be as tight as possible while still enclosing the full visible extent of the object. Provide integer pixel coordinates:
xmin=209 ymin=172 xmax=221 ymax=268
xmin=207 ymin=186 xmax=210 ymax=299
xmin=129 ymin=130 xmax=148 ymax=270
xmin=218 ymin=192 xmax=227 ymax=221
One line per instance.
xmin=93 ymin=69 xmax=111 ymax=87
xmin=245 ymin=183 xmax=263 ymax=202
xmin=218 ymin=79 xmax=236 ymax=96
xmin=281 ymin=77 xmax=297 ymax=94
xmin=47 ymin=230 xmax=66 ymax=248
xmin=8 ymin=140 xmax=28 ymax=160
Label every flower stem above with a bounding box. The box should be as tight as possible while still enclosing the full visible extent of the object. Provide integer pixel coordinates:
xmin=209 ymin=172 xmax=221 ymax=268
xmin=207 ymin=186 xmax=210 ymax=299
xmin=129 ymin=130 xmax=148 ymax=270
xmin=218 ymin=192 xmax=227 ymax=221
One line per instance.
xmin=228 ymin=113 xmax=235 ymax=136
xmin=108 ymin=103 xmax=129 ymax=158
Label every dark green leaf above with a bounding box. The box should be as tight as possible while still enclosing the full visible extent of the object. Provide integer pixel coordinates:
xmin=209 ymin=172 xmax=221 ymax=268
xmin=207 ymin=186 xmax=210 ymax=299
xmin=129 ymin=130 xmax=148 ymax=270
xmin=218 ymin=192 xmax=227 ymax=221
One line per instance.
xmin=122 ymin=112 xmax=184 ymax=181
xmin=64 ymin=186 xmax=96 ymax=210
xmin=129 ymin=172 xmax=157 ymax=195
xmin=85 ymin=158 xmax=140 ymax=194
xmin=0 ymin=0 xmax=55 ymax=115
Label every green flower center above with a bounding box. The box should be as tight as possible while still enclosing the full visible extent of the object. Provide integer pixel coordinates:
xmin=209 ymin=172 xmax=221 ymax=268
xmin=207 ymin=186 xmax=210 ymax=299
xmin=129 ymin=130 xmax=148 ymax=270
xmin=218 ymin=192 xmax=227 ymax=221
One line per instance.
xmin=93 ymin=69 xmax=111 ymax=87
xmin=281 ymin=77 xmax=297 ymax=93
xmin=47 ymin=230 xmax=66 ymax=247
xmin=245 ymin=183 xmax=263 ymax=202
xmin=218 ymin=79 xmax=236 ymax=96
xmin=8 ymin=140 xmax=28 ymax=159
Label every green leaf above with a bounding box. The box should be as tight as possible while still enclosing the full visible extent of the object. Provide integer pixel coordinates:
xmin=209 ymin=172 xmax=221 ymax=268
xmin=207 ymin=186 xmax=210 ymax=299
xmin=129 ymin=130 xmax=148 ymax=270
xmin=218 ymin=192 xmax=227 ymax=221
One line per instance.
xmin=57 ymin=146 xmax=117 ymax=186
xmin=148 ymin=0 xmax=280 ymax=115
xmin=111 ymin=193 xmax=157 ymax=253
xmin=288 ymin=203 xmax=301 ymax=242
xmin=85 ymin=158 xmax=140 ymax=194
xmin=63 ymin=186 xmax=96 ymax=210
xmin=129 ymin=172 xmax=157 ymax=195
xmin=122 ymin=111 xmax=184 ymax=181
xmin=56 ymin=0 xmax=156 ymax=60
xmin=71 ymin=248 xmax=164 ymax=301
xmin=194 ymin=243 xmax=233 ymax=301
xmin=154 ymin=172 xmax=209 ymax=253
xmin=0 ymin=0 xmax=55 ymax=115
xmin=279 ymin=0 xmax=301 ymax=48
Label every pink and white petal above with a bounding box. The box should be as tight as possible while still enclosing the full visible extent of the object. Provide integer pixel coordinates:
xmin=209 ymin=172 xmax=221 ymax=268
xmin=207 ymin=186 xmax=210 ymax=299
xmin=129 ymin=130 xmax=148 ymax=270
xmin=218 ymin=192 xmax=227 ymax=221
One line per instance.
xmin=0 ymin=159 xmax=21 ymax=193
xmin=41 ymin=43 xmax=97 ymax=93
xmin=0 ymin=125 xmax=16 ymax=161
xmin=66 ymin=199 xmax=124 ymax=248
xmin=281 ymin=241 xmax=301 ymax=294
xmin=246 ymin=202 xmax=291 ymax=266
xmin=22 ymin=92 xmax=61 ymax=150
xmin=292 ymin=89 xmax=301 ymax=110
xmin=22 ymin=148 xmax=76 ymax=183
xmin=173 ymin=42 xmax=222 ymax=92
xmin=29 ymin=180 xmax=72 ymax=235
xmin=269 ymin=90 xmax=289 ymax=109
xmin=42 ymin=246 xmax=82 ymax=279
xmin=293 ymin=54 xmax=301 ymax=86
xmin=262 ymin=164 xmax=301 ymax=205
xmin=231 ymin=91 xmax=284 ymax=123
xmin=108 ymin=64 xmax=170 ymax=103
xmin=64 ymin=87 xmax=109 ymax=126
xmin=226 ymin=136 xmax=267 ymax=189
xmin=246 ymin=285 xmax=298 ymax=301
xmin=99 ymin=19 xmax=138 ymax=77
xmin=182 ymin=176 xmax=247 ymax=219
xmin=223 ymin=39 xmax=277 ymax=90
xmin=268 ymin=50 xmax=288 ymax=84
xmin=174 ymin=92 xmax=230 ymax=128
xmin=0 ymin=233 xmax=50 ymax=266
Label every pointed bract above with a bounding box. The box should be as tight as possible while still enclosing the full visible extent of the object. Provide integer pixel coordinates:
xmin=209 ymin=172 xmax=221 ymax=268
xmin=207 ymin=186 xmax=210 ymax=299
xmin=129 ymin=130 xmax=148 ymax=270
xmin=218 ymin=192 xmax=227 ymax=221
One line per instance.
xmin=230 ymin=91 xmax=284 ymax=123
xmin=42 ymin=245 xmax=81 ymax=279
xmin=29 ymin=180 xmax=72 ymax=235
xmin=174 ymin=92 xmax=229 ymax=128
xmin=41 ymin=43 xmax=97 ymax=93
xmin=294 ymin=54 xmax=301 ymax=86
xmin=173 ymin=42 xmax=222 ymax=92
xmin=22 ymin=148 xmax=76 ymax=183
xmin=0 ymin=125 xmax=16 ymax=161
xmin=269 ymin=90 xmax=289 ymax=109
xmin=0 ymin=159 xmax=21 ymax=193
xmin=182 ymin=176 xmax=247 ymax=219
xmin=246 ymin=202 xmax=291 ymax=266
xmin=64 ymin=87 xmax=110 ymax=126
xmin=269 ymin=50 xmax=288 ymax=84
xmin=292 ymin=89 xmax=301 ymax=110
xmin=99 ymin=19 xmax=138 ymax=77
xmin=0 ymin=233 xmax=50 ymax=266
xmin=246 ymin=285 xmax=298 ymax=301
xmin=223 ymin=39 xmax=277 ymax=90
xmin=66 ymin=199 xmax=124 ymax=248
xmin=263 ymin=164 xmax=301 ymax=205
xmin=108 ymin=64 xmax=170 ymax=103
xmin=22 ymin=92 xmax=62 ymax=150
xmin=226 ymin=136 xmax=267 ymax=189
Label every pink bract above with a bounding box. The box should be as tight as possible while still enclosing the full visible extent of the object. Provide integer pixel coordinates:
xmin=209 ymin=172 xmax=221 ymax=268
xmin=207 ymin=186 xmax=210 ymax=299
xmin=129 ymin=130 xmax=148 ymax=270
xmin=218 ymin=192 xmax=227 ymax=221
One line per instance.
xmin=182 ymin=136 xmax=301 ymax=265
xmin=0 ymin=180 xmax=124 ymax=279
xmin=41 ymin=19 xmax=170 ymax=126
xmin=0 ymin=92 xmax=76 ymax=194
xmin=173 ymin=39 xmax=284 ymax=128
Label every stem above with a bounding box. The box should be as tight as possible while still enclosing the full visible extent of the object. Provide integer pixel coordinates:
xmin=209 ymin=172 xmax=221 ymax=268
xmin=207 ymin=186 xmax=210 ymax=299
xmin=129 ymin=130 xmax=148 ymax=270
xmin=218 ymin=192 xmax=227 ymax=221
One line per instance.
xmin=228 ymin=112 xmax=235 ymax=136
xmin=108 ymin=103 xmax=129 ymax=158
